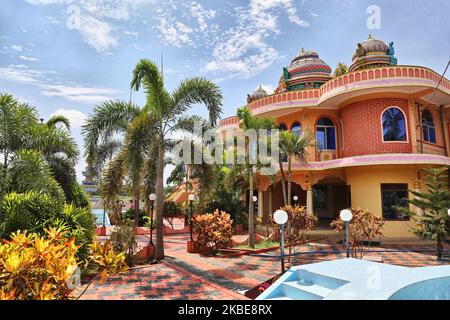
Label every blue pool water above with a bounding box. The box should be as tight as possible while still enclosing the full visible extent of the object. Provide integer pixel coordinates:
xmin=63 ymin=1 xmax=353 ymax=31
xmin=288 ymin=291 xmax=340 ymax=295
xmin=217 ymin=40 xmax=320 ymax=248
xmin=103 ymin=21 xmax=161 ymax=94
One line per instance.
xmin=257 ymin=258 xmax=450 ymax=300
xmin=92 ymin=209 xmax=111 ymax=227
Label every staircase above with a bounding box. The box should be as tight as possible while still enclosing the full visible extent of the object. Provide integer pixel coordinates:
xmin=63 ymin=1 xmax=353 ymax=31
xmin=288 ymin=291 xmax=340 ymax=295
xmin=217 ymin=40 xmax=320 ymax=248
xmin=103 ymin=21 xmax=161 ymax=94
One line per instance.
xmin=266 ymin=270 xmax=348 ymax=300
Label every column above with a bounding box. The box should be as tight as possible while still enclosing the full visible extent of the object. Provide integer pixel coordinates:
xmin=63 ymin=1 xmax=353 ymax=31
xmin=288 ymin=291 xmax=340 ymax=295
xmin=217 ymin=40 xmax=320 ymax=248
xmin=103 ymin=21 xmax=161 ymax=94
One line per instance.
xmin=258 ymin=190 xmax=264 ymax=218
xmin=306 ymin=184 xmax=313 ymax=214
xmin=414 ymin=180 xmax=423 ymax=216
xmin=268 ymin=188 xmax=273 ymax=217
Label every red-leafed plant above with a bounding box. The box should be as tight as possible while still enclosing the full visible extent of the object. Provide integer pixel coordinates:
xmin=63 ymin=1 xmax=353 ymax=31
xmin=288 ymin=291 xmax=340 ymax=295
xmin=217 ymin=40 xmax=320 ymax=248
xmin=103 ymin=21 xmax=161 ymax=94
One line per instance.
xmin=192 ymin=209 xmax=233 ymax=255
xmin=331 ymin=208 xmax=385 ymax=259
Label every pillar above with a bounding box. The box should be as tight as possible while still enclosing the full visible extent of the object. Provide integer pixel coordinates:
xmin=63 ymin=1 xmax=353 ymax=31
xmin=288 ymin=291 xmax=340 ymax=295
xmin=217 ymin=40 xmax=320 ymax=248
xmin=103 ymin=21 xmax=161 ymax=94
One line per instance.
xmin=258 ymin=190 xmax=264 ymax=218
xmin=414 ymin=180 xmax=423 ymax=216
xmin=268 ymin=188 xmax=273 ymax=217
xmin=306 ymin=184 xmax=313 ymax=214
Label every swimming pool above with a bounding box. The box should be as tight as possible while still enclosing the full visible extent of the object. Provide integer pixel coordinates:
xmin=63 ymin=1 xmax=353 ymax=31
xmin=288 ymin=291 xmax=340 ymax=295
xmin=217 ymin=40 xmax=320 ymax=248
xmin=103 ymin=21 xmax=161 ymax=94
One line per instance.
xmin=92 ymin=209 xmax=111 ymax=227
xmin=256 ymin=258 xmax=450 ymax=300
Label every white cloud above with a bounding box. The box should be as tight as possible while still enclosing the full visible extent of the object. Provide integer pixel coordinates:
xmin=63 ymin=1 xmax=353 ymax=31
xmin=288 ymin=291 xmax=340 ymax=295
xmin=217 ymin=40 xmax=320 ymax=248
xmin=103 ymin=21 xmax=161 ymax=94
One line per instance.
xmin=51 ymin=108 xmax=87 ymax=128
xmin=25 ymin=0 xmax=155 ymax=53
xmin=11 ymin=45 xmax=23 ymax=52
xmin=0 ymin=64 xmax=118 ymax=104
xmin=19 ymin=55 xmax=39 ymax=62
xmin=41 ymin=84 xmax=118 ymax=104
xmin=188 ymin=2 xmax=216 ymax=32
xmin=157 ymin=14 xmax=193 ymax=48
xmin=77 ymin=15 xmax=118 ymax=53
xmin=202 ymin=0 xmax=308 ymax=80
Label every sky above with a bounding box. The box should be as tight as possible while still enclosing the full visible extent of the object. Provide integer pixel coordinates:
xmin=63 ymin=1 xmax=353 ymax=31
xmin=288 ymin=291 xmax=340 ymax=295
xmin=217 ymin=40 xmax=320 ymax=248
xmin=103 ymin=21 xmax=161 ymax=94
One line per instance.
xmin=1 ymin=0 xmax=449 ymax=182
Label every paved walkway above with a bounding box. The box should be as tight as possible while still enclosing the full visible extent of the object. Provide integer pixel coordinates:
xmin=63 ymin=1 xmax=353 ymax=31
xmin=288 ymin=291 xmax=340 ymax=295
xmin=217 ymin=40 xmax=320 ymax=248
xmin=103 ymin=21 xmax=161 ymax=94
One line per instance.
xmin=74 ymin=233 xmax=449 ymax=300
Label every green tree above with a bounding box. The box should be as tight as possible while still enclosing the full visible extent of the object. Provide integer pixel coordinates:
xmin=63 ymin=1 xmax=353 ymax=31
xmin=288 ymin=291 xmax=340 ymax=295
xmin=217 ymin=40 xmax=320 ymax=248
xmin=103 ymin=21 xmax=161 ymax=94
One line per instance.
xmin=279 ymin=129 xmax=316 ymax=206
xmin=236 ymin=106 xmax=275 ymax=248
xmin=400 ymin=167 xmax=450 ymax=259
xmin=84 ymin=59 xmax=222 ymax=261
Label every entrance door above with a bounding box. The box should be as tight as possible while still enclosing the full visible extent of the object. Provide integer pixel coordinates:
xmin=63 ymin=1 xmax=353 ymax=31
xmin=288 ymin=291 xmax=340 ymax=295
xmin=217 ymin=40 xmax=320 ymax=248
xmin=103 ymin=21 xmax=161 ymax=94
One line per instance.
xmin=313 ymin=184 xmax=349 ymax=227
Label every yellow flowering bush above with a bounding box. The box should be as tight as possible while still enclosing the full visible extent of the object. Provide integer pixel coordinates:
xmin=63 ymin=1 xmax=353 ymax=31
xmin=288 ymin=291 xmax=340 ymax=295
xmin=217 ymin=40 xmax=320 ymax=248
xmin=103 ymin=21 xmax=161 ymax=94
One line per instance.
xmin=192 ymin=209 xmax=233 ymax=255
xmin=0 ymin=227 xmax=78 ymax=300
xmin=88 ymin=240 xmax=127 ymax=282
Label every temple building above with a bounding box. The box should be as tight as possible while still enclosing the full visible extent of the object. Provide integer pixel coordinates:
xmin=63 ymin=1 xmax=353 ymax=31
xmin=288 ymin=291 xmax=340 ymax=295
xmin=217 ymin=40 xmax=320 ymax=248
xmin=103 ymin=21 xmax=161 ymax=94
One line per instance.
xmin=218 ymin=35 xmax=450 ymax=237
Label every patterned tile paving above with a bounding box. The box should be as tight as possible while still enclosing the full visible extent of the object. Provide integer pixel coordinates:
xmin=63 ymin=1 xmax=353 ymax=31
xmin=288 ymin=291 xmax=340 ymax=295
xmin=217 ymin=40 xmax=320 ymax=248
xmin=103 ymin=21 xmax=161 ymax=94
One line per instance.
xmin=74 ymin=233 xmax=449 ymax=300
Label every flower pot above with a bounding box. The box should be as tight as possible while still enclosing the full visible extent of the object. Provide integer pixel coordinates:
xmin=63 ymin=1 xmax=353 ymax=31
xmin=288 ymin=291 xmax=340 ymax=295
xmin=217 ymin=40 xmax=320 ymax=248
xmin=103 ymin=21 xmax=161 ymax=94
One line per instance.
xmin=186 ymin=240 xmax=198 ymax=253
xmin=95 ymin=226 xmax=107 ymax=236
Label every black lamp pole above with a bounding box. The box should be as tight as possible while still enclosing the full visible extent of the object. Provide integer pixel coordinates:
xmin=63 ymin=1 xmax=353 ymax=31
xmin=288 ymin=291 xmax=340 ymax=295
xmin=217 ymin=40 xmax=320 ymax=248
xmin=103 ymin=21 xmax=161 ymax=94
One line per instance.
xmin=149 ymin=200 xmax=154 ymax=245
xmin=189 ymin=199 xmax=194 ymax=241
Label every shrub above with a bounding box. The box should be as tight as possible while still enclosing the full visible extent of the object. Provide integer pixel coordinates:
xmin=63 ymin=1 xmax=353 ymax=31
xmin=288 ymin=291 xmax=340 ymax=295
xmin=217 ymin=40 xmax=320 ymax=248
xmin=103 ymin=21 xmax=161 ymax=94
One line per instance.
xmin=164 ymin=200 xmax=182 ymax=229
xmin=0 ymin=228 xmax=78 ymax=300
xmin=192 ymin=209 xmax=233 ymax=255
xmin=87 ymin=241 xmax=128 ymax=282
xmin=0 ymin=193 xmax=95 ymax=262
xmin=124 ymin=208 xmax=147 ymax=226
xmin=45 ymin=204 xmax=95 ymax=262
xmin=271 ymin=206 xmax=318 ymax=261
xmin=331 ymin=208 xmax=384 ymax=259
xmin=109 ymin=220 xmax=138 ymax=266
xmin=0 ymin=191 xmax=63 ymax=237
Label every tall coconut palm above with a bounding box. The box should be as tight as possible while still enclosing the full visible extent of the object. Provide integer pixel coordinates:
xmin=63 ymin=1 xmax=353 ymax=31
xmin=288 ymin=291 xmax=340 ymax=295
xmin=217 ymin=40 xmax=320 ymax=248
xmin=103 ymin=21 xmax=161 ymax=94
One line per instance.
xmin=279 ymin=129 xmax=316 ymax=206
xmin=236 ymin=106 xmax=275 ymax=248
xmin=84 ymin=59 xmax=222 ymax=261
xmin=130 ymin=59 xmax=222 ymax=261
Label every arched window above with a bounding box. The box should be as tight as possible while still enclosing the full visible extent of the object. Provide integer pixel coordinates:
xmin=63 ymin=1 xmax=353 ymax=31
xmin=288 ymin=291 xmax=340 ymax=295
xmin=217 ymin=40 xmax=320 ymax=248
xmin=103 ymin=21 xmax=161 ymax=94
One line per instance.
xmin=422 ymin=109 xmax=436 ymax=143
xmin=291 ymin=122 xmax=301 ymax=137
xmin=316 ymin=117 xmax=336 ymax=150
xmin=382 ymin=107 xmax=407 ymax=142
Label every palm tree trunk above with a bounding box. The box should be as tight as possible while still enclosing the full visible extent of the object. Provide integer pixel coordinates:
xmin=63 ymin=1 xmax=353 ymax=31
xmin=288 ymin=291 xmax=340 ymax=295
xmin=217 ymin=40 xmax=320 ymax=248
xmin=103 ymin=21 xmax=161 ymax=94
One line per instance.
xmin=287 ymin=155 xmax=292 ymax=206
xmin=279 ymin=161 xmax=287 ymax=206
xmin=155 ymin=140 xmax=165 ymax=261
xmin=134 ymin=192 xmax=140 ymax=227
xmin=437 ymin=236 xmax=443 ymax=259
xmin=248 ymin=168 xmax=255 ymax=248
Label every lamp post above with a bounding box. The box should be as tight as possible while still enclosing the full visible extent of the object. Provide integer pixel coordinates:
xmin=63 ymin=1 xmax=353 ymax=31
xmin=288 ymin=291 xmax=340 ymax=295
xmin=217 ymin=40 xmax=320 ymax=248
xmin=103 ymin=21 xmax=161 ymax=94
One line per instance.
xmin=149 ymin=193 xmax=156 ymax=245
xmin=340 ymin=209 xmax=353 ymax=258
xmin=273 ymin=209 xmax=288 ymax=274
xmin=447 ymin=209 xmax=450 ymax=217
xmin=188 ymin=194 xmax=196 ymax=241
xmin=293 ymin=195 xmax=298 ymax=205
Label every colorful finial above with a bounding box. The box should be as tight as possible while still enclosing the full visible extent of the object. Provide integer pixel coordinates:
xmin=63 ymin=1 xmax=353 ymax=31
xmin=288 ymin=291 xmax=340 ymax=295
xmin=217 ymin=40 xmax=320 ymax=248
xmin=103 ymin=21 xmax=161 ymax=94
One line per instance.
xmin=368 ymin=33 xmax=373 ymax=40
xmin=301 ymin=47 xmax=305 ymax=54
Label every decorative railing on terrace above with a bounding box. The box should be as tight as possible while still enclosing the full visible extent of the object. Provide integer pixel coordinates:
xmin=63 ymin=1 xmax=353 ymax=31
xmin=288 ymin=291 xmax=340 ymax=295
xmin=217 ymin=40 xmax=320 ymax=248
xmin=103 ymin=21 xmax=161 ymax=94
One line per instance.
xmin=218 ymin=65 xmax=450 ymax=127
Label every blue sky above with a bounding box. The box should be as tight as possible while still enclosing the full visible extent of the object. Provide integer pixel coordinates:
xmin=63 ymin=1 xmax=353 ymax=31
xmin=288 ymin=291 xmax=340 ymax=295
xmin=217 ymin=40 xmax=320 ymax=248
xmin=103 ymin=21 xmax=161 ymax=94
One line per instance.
xmin=1 ymin=0 xmax=449 ymax=181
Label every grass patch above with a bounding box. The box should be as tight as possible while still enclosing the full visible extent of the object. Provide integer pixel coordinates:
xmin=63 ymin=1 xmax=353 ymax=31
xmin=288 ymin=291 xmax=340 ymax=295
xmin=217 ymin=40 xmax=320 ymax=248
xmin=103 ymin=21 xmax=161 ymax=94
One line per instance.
xmin=236 ymin=240 xmax=280 ymax=250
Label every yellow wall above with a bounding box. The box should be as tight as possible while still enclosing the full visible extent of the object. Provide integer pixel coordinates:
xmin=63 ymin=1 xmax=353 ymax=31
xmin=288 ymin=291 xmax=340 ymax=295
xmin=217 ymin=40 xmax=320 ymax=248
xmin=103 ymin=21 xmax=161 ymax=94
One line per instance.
xmin=344 ymin=164 xmax=421 ymax=238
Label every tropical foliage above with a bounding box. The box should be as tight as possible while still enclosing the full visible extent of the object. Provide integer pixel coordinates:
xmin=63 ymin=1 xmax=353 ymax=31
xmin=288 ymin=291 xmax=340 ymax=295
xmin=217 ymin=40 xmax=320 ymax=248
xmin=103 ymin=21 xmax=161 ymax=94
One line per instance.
xmin=236 ymin=106 xmax=275 ymax=248
xmin=109 ymin=220 xmax=138 ymax=266
xmin=398 ymin=167 xmax=450 ymax=259
xmin=83 ymin=59 xmax=222 ymax=261
xmin=331 ymin=208 xmax=385 ymax=258
xmin=192 ymin=209 xmax=233 ymax=255
xmin=279 ymin=129 xmax=316 ymax=206
xmin=271 ymin=205 xmax=318 ymax=261
xmin=0 ymin=227 xmax=82 ymax=300
xmin=88 ymin=241 xmax=128 ymax=283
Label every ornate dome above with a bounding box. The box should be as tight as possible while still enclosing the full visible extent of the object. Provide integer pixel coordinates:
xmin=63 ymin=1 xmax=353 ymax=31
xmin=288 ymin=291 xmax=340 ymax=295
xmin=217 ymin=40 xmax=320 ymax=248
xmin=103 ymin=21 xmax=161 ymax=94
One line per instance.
xmin=349 ymin=34 xmax=398 ymax=72
xmin=247 ymin=85 xmax=268 ymax=103
xmin=281 ymin=48 xmax=332 ymax=91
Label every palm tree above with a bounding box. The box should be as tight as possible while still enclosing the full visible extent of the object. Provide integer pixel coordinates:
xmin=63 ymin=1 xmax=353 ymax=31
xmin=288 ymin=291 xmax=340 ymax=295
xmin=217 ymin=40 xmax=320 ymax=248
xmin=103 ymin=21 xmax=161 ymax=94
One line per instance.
xmin=236 ymin=106 xmax=275 ymax=248
xmin=83 ymin=59 xmax=222 ymax=261
xmin=130 ymin=59 xmax=222 ymax=260
xmin=0 ymin=93 xmax=79 ymax=203
xmin=279 ymin=129 xmax=316 ymax=206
